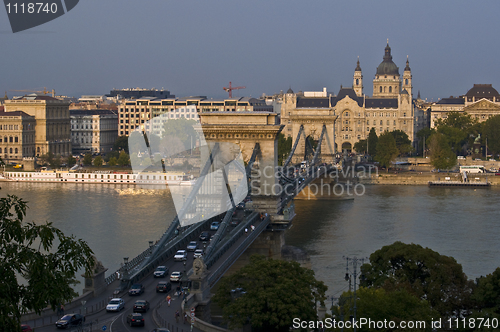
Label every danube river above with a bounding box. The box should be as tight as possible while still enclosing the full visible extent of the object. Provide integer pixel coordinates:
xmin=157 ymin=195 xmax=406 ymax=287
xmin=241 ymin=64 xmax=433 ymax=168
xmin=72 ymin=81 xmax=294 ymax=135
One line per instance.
xmin=2 ymin=182 xmax=499 ymax=298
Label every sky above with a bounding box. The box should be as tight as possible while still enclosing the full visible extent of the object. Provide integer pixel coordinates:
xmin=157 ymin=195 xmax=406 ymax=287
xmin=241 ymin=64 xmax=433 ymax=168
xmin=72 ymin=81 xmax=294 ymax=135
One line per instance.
xmin=1 ymin=0 xmax=499 ymax=101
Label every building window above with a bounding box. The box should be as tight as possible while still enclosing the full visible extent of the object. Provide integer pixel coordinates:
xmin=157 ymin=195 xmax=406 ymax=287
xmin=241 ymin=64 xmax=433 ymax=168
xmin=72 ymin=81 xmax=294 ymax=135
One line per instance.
xmin=9 ymin=137 xmax=13 ymax=143
xmin=393 ymin=120 xmax=396 ymax=125
xmin=15 ymin=137 xmax=18 ymax=143
xmin=389 ymin=86 xmax=392 ymax=93
xmin=15 ymin=148 xmax=18 ymax=154
xmin=356 ymin=79 xmax=359 ymax=85
xmin=405 ymin=79 xmax=408 ymax=85
xmin=380 ymin=120 xmax=383 ymax=125
xmin=379 ymin=86 xmax=382 ymax=93
xmin=367 ymin=120 xmax=369 ymax=125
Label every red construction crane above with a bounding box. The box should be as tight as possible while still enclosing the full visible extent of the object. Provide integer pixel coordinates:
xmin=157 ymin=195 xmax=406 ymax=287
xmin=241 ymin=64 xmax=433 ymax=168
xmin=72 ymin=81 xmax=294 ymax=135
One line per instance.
xmin=223 ymin=81 xmax=245 ymax=98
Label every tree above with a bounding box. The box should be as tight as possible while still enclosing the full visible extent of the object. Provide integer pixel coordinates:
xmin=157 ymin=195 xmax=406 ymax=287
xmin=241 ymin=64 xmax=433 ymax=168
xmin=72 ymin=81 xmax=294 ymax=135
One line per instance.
xmin=117 ymin=151 xmax=130 ymax=166
xmin=435 ymin=111 xmax=478 ymax=154
xmin=429 ymin=133 xmax=456 ymax=170
xmin=213 ymin=255 xmax=327 ymax=332
xmin=390 ymin=130 xmax=413 ymax=156
xmin=82 ymin=153 xmax=93 ymax=166
xmin=93 ymin=156 xmax=103 ymax=167
xmin=66 ymin=155 xmax=76 ymax=167
xmin=416 ymin=128 xmax=436 ymax=156
xmin=50 ymin=154 xmax=62 ymax=169
xmin=0 ymin=194 xmax=94 ymax=329
xmin=481 ymin=115 xmax=500 ymax=157
xmin=333 ymin=287 xmax=436 ymax=331
xmin=277 ymin=133 xmax=292 ymax=165
xmin=162 ymin=118 xmax=198 ymax=151
xmin=361 ymin=241 xmax=474 ymax=317
xmin=40 ymin=151 xmax=54 ymax=167
xmin=353 ymin=139 xmax=367 ymax=154
xmin=367 ymin=128 xmax=378 ymax=157
xmin=375 ymin=131 xmax=399 ymax=171
xmin=108 ymin=157 xmax=117 ymax=166
xmin=113 ymin=135 xmax=129 ymax=154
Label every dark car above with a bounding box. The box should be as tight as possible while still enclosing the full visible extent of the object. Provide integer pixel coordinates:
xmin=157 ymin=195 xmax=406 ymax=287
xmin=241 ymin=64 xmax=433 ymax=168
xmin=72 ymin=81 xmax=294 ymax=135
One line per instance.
xmin=128 ymin=283 xmax=145 ymax=296
xmin=156 ymin=281 xmax=172 ymax=293
xmin=199 ymin=231 xmax=210 ymax=241
xmin=230 ymin=218 xmax=240 ymax=226
xmin=133 ymin=300 xmax=150 ymax=313
xmin=55 ymin=313 xmax=85 ymax=329
xmin=127 ymin=313 xmax=145 ymax=326
xmin=153 ymin=265 xmax=169 ymax=278
xmin=21 ymin=324 xmax=32 ymax=332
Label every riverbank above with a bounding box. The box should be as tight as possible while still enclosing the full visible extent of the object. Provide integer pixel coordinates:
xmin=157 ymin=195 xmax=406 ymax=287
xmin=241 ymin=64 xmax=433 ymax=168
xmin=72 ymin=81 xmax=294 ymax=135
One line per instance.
xmin=360 ymin=172 xmax=500 ymax=185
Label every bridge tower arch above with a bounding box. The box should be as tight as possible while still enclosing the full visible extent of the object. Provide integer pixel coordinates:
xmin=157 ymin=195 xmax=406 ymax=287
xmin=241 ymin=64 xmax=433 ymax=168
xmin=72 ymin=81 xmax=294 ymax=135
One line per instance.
xmin=289 ymin=108 xmax=338 ymax=164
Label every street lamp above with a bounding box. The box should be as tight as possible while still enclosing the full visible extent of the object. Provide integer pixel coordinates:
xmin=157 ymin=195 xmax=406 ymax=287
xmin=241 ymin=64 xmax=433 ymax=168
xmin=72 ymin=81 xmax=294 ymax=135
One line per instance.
xmin=149 ymin=241 xmax=154 ymax=254
xmin=343 ymin=256 xmax=367 ymax=332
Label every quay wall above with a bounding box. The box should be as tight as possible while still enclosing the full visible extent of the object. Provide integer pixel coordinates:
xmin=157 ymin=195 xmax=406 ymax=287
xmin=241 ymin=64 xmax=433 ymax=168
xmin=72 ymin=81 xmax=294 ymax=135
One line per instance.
xmin=360 ymin=173 xmax=500 ymax=185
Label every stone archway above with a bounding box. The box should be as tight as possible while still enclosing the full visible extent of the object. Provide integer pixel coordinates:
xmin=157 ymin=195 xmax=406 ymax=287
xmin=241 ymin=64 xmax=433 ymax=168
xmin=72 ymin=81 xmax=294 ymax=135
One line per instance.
xmin=289 ymin=108 xmax=338 ymax=164
xmin=341 ymin=142 xmax=352 ymax=152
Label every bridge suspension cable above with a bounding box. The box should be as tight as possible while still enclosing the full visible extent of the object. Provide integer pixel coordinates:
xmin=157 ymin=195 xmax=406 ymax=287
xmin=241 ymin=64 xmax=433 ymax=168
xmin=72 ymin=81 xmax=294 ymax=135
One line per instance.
xmin=312 ymin=125 xmax=327 ymax=165
xmin=283 ymin=125 xmax=303 ymax=168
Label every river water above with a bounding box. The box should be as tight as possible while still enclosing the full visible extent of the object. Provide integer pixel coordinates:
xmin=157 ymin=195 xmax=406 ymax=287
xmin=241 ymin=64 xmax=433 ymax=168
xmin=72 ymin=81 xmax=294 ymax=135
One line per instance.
xmin=2 ymin=182 xmax=499 ymax=298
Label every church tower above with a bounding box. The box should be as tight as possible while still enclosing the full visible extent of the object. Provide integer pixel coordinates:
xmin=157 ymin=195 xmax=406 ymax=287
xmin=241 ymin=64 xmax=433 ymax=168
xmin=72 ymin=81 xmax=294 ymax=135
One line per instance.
xmin=402 ymin=55 xmax=412 ymax=97
xmin=373 ymin=41 xmax=400 ymax=98
xmin=353 ymin=57 xmax=363 ymax=97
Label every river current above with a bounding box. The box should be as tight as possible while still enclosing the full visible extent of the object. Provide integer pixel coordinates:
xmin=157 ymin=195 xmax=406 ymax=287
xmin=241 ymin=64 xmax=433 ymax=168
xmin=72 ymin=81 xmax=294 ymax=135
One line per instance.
xmin=2 ymin=182 xmax=499 ymax=298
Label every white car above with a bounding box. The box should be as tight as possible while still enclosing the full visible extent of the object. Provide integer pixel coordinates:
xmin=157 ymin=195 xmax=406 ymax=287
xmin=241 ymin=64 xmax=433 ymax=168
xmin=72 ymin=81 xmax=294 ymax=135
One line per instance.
xmin=174 ymin=250 xmax=187 ymax=261
xmin=170 ymin=271 xmax=182 ymax=282
xmin=106 ymin=298 xmax=125 ymax=312
xmin=194 ymin=249 xmax=204 ymax=258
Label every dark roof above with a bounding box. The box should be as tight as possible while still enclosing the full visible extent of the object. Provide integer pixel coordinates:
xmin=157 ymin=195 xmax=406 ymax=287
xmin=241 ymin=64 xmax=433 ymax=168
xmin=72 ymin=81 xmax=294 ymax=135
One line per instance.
xmin=404 ymin=56 xmax=411 ymax=71
xmin=465 ymin=84 xmax=499 ymax=98
xmin=70 ymin=109 xmax=118 ymax=116
xmin=296 ymin=97 xmax=330 ymax=108
xmin=0 ymin=110 xmax=33 ymax=117
xmin=435 ymin=97 xmax=465 ymax=105
xmin=365 ymin=98 xmax=398 ymax=109
xmin=376 ymin=43 xmax=399 ymax=76
xmin=287 ymin=87 xmax=294 ymax=94
xmin=355 ymin=58 xmax=361 ymax=71
xmin=331 ymin=88 xmax=364 ymax=107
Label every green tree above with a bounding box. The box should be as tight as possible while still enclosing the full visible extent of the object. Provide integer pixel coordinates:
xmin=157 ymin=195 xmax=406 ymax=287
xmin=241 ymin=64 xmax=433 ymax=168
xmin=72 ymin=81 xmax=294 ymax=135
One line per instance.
xmin=50 ymin=154 xmax=62 ymax=169
xmin=0 ymin=194 xmax=94 ymax=329
xmin=416 ymin=128 xmax=436 ymax=156
xmin=481 ymin=115 xmax=500 ymax=157
xmin=162 ymin=118 xmax=198 ymax=151
xmin=277 ymin=133 xmax=292 ymax=165
xmin=429 ymin=133 xmax=456 ymax=170
xmin=108 ymin=157 xmax=117 ymax=166
xmin=93 ymin=156 xmax=103 ymax=167
xmin=40 ymin=151 xmax=54 ymax=167
xmin=82 ymin=153 xmax=93 ymax=166
xmin=333 ymin=287 xmax=436 ymax=331
xmin=390 ymin=130 xmax=413 ymax=156
xmin=113 ymin=135 xmax=129 ymax=154
xmin=66 ymin=155 xmax=76 ymax=167
xmin=435 ymin=111 xmax=478 ymax=154
xmin=117 ymin=151 xmax=130 ymax=166
xmin=361 ymin=241 xmax=474 ymax=317
xmin=367 ymin=128 xmax=378 ymax=157
xmin=104 ymin=151 xmax=119 ymax=162
xmin=353 ymin=139 xmax=367 ymax=154
xmin=375 ymin=131 xmax=399 ymax=171
xmin=213 ymin=255 xmax=327 ymax=332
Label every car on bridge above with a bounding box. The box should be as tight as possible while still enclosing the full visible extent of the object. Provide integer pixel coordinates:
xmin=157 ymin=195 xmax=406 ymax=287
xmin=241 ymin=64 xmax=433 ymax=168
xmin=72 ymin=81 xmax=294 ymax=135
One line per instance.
xmin=133 ymin=300 xmax=150 ymax=313
xmin=230 ymin=218 xmax=240 ymax=226
xmin=156 ymin=281 xmax=172 ymax=293
xmin=199 ymin=231 xmax=210 ymax=241
xmin=128 ymin=283 xmax=145 ymax=296
xmin=55 ymin=313 xmax=85 ymax=329
xmin=194 ymin=249 xmax=204 ymax=258
xmin=210 ymin=222 xmax=220 ymax=230
xmin=186 ymin=241 xmax=198 ymax=251
xmin=174 ymin=250 xmax=187 ymax=261
xmin=170 ymin=271 xmax=182 ymax=282
xmin=106 ymin=298 xmax=125 ymax=312
xmin=126 ymin=313 xmax=145 ymax=327
xmin=154 ymin=265 xmax=169 ymax=278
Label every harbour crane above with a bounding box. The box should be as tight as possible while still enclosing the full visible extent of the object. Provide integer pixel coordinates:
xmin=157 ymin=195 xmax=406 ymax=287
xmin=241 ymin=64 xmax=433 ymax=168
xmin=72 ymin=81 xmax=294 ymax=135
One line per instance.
xmin=10 ymin=87 xmax=55 ymax=97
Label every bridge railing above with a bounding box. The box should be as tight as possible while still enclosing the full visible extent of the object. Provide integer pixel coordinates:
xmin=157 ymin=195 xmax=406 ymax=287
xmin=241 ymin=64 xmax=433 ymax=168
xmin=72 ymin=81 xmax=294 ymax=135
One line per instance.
xmin=207 ymin=214 xmax=270 ymax=287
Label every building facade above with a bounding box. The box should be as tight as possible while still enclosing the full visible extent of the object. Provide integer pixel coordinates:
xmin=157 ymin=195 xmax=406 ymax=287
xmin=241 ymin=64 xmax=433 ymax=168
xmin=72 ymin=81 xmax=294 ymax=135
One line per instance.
xmin=4 ymin=94 xmax=71 ymax=157
xmin=430 ymin=84 xmax=500 ymax=128
xmin=0 ymin=111 xmax=36 ymax=162
xmin=118 ymin=96 xmax=273 ymax=136
xmin=70 ymin=109 xmax=118 ymax=154
xmin=278 ymin=42 xmax=416 ymax=152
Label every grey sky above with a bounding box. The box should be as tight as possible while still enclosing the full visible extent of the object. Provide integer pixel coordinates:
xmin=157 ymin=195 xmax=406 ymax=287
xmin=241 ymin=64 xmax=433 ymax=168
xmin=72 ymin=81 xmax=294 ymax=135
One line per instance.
xmin=1 ymin=0 xmax=498 ymax=101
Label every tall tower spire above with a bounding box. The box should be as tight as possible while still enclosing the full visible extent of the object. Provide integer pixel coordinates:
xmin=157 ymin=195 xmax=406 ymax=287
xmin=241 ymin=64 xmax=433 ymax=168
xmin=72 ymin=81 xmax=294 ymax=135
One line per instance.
xmin=403 ymin=55 xmax=412 ymax=97
xmin=353 ymin=56 xmax=363 ymax=97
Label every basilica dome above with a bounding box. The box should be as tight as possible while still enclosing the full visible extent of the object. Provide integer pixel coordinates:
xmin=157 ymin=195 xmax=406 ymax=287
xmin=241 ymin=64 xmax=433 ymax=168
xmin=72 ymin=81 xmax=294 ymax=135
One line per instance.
xmin=376 ymin=43 xmax=399 ymax=76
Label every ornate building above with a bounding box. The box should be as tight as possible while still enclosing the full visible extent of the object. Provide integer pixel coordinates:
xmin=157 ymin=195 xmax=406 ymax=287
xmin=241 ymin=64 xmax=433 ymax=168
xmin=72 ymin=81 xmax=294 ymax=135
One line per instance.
xmin=277 ymin=42 xmax=416 ymax=152
xmin=70 ymin=109 xmax=118 ymax=154
xmin=430 ymin=84 xmax=500 ymax=128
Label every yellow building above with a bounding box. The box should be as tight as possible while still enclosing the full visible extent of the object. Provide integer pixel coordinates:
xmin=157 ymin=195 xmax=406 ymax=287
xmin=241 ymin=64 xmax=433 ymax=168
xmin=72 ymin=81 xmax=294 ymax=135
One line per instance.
xmin=4 ymin=94 xmax=71 ymax=157
xmin=0 ymin=110 xmax=36 ymax=162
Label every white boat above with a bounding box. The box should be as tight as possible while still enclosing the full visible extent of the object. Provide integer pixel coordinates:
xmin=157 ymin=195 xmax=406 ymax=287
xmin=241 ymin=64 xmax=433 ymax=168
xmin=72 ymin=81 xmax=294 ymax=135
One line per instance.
xmin=2 ymin=170 xmax=196 ymax=186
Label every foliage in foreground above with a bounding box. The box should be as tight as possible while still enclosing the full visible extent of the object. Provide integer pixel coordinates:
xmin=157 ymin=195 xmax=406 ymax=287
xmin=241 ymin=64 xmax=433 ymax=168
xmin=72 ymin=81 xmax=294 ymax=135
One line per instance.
xmin=213 ymin=255 xmax=327 ymax=332
xmin=0 ymin=194 xmax=94 ymax=330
